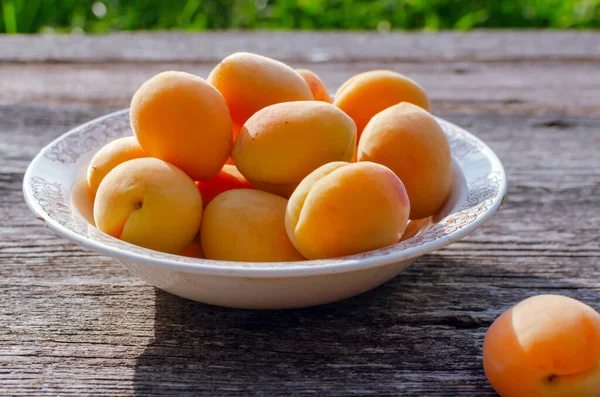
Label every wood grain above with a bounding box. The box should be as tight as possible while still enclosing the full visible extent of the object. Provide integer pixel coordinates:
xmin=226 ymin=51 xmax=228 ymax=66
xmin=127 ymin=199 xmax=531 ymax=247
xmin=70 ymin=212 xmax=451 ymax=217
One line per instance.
xmin=2 ymin=60 xmax=600 ymax=115
xmin=2 ymin=101 xmax=599 ymax=396
xmin=1 ymin=31 xmax=599 ymax=63
xmin=1 ymin=31 xmax=600 ymax=116
xmin=1 ymin=32 xmax=599 ymax=396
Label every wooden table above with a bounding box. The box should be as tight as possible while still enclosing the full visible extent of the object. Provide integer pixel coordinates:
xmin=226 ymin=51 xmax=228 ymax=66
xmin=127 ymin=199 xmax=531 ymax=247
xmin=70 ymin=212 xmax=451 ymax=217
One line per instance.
xmin=1 ymin=31 xmax=599 ymax=396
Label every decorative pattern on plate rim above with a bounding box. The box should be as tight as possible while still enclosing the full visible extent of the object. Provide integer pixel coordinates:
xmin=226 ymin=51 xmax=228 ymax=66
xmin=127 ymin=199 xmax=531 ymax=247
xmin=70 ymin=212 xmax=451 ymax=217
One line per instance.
xmin=439 ymin=119 xmax=485 ymax=160
xmin=30 ymin=176 xmax=73 ymax=228
xmin=395 ymin=171 xmax=502 ymax=252
xmin=44 ymin=111 xmax=131 ymax=164
xmin=30 ymin=176 xmax=90 ymax=237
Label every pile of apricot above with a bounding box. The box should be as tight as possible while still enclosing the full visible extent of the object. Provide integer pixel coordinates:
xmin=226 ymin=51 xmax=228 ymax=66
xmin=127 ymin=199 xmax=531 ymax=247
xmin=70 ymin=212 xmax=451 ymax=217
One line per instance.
xmin=90 ymin=51 xmax=452 ymax=261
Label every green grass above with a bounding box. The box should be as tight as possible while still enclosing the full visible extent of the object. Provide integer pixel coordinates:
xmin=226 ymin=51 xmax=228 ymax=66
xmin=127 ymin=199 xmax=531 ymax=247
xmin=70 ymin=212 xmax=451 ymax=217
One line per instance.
xmin=1 ymin=0 xmax=599 ymax=33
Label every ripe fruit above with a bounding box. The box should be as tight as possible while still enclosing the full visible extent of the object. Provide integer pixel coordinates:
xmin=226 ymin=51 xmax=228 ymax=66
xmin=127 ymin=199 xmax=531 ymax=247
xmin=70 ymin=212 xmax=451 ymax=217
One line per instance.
xmin=201 ymin=189 xmax=304 ymax=262
xmin=195 ymin=164 xmax=253 ymax=208
xmin=334 ymin=70 xmax=430 ymax=138
xmin=87 ymin=136 xmax=146 ymax=194
xmin=232 ymin=101 xmax=356 ymax=197
xmin=208 ymin=52 xmax=312 ymax=129
xmin=296 ymin=69 xmax=332 ymax=103
xmin=94 ymin=158 xmax=202 ymax=254
xmin=286 ymin=161 xmax=410 ymax=259
xmin=131 ymin=71 xmax=232 ymax=181
xmin=484 ymin=295 xmax=600 ymax=397
xmin=358 ymin=102 xmax=452 ymax=220
xmin=179 ymin=236 xmax=205 ymax=258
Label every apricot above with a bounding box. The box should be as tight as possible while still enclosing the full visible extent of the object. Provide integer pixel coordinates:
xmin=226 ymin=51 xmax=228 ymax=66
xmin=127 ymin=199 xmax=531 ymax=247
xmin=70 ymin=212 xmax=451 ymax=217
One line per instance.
xmin=87 ymin=136 xmax=146 ymax=194
xmin=334 ymin=70 xmax=430 ymax=137
xmin=201 ymin=189 xmax=304 ymax=262
xmin=484 ymin=295 xmax=600 ymax=397
xmin=195 ymin=164 xmax=253 ymax=208
xmin=179 ymin=236 xmax=205 ymax=258
xmin=70 ymin=178 xmax=96 ymax=226
xmin=208 ymin=52 xmax=312 ymax=128
xmin=296 ymin=69 xmax=332 ymax=103
xmin=94 ymin=158 xmax=202 ymax=254
xmin=358 ymin=102 xmax=452 ymax=220
xmin=286 ymin=161 xmax=410 ymax=259
xmin=232 ymin=120 xmax=244 ymax=143
xmin=232 ymin=101 xmax=356 ymax=197
xmin=131 ymin=71 xmax=232 ymax=181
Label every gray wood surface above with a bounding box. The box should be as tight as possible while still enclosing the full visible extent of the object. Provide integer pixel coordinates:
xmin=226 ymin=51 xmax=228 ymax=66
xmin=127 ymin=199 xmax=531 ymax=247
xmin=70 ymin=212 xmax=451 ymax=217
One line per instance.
xmin=1 ymin=31 xmax=599 ymax=396
xmin=2 ymin=31 xmax=599 ymax=63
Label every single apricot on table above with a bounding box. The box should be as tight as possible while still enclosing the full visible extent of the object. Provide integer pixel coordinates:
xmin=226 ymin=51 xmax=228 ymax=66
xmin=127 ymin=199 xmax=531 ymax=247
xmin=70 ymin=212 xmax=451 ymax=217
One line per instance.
xmin=286 ymin=161 xmax=410 ymax=260
xmin=296 ymin=69 xmax=332 ymax=103
xmin=200 ymin=189 xmax=304 ymax=262
xmin=131 ymin=71 xmax=232 ymax=181
xmin=483 ymin=294 xmax=600 ymax=397
xmin=94 ymin=158 xmax=203 ymax=254
xmin=87 ymin=136 xmax=146 ymax=194
xmin=208 ymin=52 xmax=312 ymax=129
xmin=232 ymin=101 xmax=356 ymax=197
xmin=358 ymin=102 xmax=452 ymax=220
xmin=195 ymin=164 xmax=253 ymax=208
xmin=334 ymin=70 xmax=430 ymax=138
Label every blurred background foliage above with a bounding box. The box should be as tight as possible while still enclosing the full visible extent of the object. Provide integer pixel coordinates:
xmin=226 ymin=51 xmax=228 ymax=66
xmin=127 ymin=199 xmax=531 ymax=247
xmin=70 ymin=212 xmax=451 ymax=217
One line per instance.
xmin=1 ymin=0 xmax=599 ymax=34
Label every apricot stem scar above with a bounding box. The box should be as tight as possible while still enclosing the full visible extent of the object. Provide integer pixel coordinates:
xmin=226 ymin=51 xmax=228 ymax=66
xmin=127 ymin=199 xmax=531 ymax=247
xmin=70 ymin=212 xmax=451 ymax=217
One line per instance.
xmin=546 ymin=374 xmax=558 ymax=383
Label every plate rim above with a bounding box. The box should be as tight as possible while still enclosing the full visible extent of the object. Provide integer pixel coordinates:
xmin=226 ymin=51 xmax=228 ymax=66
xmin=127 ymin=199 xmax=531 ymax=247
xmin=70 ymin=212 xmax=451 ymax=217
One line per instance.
xmin=23 ymin=108 xmax=507 ymax=278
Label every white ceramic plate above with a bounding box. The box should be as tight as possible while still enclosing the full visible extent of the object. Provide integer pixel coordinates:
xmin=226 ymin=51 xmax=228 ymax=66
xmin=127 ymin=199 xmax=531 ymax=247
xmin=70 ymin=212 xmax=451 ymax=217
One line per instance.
xmin=23 ymin=109 xmax=506 ymax=309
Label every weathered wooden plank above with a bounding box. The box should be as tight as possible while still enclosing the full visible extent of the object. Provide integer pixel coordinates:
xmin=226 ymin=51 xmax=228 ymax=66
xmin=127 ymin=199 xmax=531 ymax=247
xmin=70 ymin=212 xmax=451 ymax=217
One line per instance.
xmin=0 ymin=251 xmax=598 ymax=396
xmin=1 ymin=31 xmax=599 ymax=63
xmin=2 ymin=60 xmax=600 ymax=115
xmin=0 ymin=268 xmax=598 ymax=396
xmin=1 ymin=103 xmax=598 ymax=395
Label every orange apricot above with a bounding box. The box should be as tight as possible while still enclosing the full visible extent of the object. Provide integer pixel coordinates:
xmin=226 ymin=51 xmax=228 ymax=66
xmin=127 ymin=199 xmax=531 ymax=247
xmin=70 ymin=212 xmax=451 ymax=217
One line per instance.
xmin=131 ymin=71 xmax=232 ymax=181
xmin=87 ymin=136 xmax=146 ymax=194
xmin=208 ymin=52 xmax=312 ymax=128
xmin=334 ymin=70 xmax=430 ymax=137
xmin=179 ymin=235 xmax=205 ymax=258
xmin=296 ymin=69 xmax=332 ymax=103
xmin=358 ymin=102 xmax=452 ymax=220
xmin=94 ymin=158 xmax=202 ymax=254
xmin=232 ymin=101 xmax=356 ymax=197
xmin=483 ymin=295 xmax=600 ymax=397
xmin=286 ymin=161 xmax=410 ymax=259
xmin=195 ymin=164 xmax=253 ymax=208
xmin=201 ymin=189 xmax=304 ymax=262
